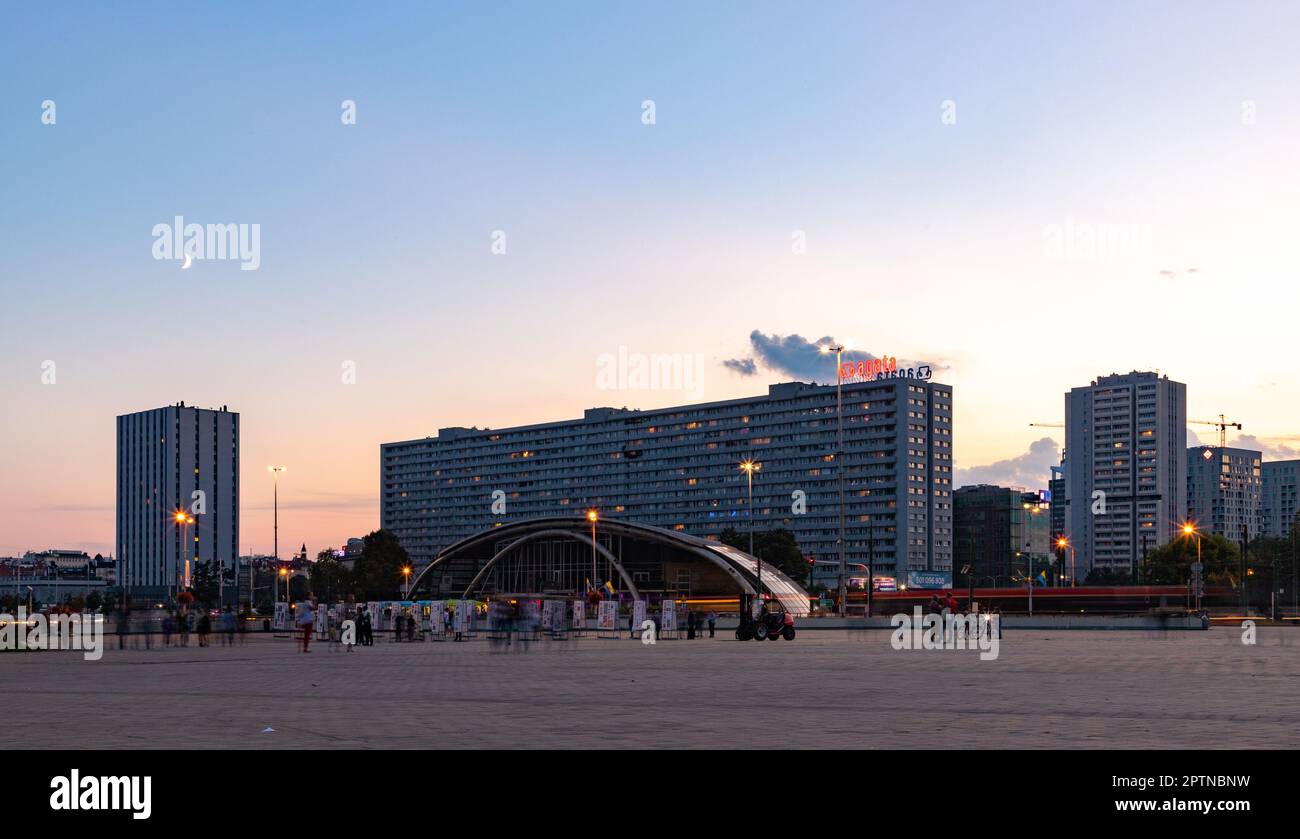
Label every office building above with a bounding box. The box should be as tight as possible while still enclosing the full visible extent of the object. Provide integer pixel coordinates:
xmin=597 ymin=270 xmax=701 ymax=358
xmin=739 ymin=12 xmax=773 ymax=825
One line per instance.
xmin=116 ymin=403 xmax=239 ymax=598
xmin=953 ymin=485 xmax=1051 ymax=585
xmin=1064 ymin=372 xmax=1186 ymax=577
xmin=382 ymin=377 xmax=954 ymax=589
xmin=1186 ymin=446 xmax=1262 ymax=541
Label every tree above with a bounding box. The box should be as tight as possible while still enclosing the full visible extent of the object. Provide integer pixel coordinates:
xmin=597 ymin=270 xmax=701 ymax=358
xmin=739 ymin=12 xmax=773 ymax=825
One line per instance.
xmin=192 ymin=559 xmax=222 ymax=607
xmin=310 ymin=549 xmax=354 ymax=602
xmin=719 ymin=527 xmax=810 ymax=587
xmin=1143 ymin=532 xmax=1240 ymax=586
xmin=354 ymin=529 xmax=409 ymax=600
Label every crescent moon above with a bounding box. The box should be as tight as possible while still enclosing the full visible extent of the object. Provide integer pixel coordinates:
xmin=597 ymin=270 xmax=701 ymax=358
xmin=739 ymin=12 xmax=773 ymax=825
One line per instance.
xmin=181 ymin=252 xmax=193 ymax=269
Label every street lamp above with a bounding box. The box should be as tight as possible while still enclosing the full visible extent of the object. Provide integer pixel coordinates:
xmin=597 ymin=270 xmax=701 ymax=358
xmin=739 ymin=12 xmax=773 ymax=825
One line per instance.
xmin=819 ymin=342 xmax=847 ymax=616
xmin=1183 ymin=522 xmax=1203 ymax=613
xmin=174 ymin=511 xmax=195 ymax=600
xmin=402 ymin=566 xmax=412 ymax=599
xmin=1057 ymin=536 xmax=1076 ymax=589
xmin=278 ymin=566 xmax=288 ymax=604
xmin=586 ymin=509 xmax=599 ymax=594
xmin=740 ymin=461 xmax=762 ymax=599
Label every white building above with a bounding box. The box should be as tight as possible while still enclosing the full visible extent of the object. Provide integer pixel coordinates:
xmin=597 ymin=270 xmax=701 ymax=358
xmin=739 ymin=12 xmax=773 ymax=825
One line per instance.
xmin=1065 ymin=372 xmax=1187 ymax=576
xmin=116 ymin=403 xmax=240 ymax=598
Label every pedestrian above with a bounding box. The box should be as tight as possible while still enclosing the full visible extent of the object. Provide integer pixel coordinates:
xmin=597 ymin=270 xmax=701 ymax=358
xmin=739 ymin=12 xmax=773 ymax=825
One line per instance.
xmin=707 ymin=611 xmax=717 ymax=638
xmin=162 ymin=612 xmax=174 ymax=646
xmin=945 ymin=590 xmax=960 ymax=614
xmin=179 ymin=610 xmax=191 ymax=647
xmin=297 ymin=598 xmax=315 ymax=652
xmin=361 ymin=608 xmax=373 ymax=646
xmin=686 ymin=609 xmax=697 ymax=640
xmin=116 ymin=607 xmax=129 ymax=650
xmin=221 ymin=606 xmax=236 ymax=645
xmin=197 ymin=610 xmax=211 ymax=647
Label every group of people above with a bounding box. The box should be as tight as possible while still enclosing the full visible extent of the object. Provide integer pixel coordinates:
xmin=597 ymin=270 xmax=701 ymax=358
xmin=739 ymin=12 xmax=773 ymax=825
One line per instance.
xmin=114 ymin=605 xmax=246 ymax=649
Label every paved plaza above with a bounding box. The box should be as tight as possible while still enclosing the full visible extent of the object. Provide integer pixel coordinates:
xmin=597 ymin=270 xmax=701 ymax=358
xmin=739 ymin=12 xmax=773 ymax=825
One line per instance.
xmin=4 ymin=628 xmax=1298 ymax=749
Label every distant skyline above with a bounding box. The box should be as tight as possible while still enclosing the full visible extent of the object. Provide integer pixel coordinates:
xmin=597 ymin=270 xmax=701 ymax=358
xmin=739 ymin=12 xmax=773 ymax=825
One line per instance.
xmin=4 ymin=1 xmax=1300 ymax=556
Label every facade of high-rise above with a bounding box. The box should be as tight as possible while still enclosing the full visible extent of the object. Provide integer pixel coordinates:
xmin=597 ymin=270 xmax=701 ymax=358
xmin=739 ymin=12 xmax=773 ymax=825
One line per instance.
xmin=953 ymin=485 xmax=1051 ymax=585
xmin=1186 ymin=445 xmax=1262 ymax=541
xmin=381 ymin=378 xmax=954 ymax=589
xmin=1048 ymin=462 xmax=1066 ymax=542
xmin=1261 ymin=460 xmax=1300 ymax=537
xmin=1064 ymin=372 xmax=1187 ymax=577
xmin=116 ymin=403 xmax=239 ymax=598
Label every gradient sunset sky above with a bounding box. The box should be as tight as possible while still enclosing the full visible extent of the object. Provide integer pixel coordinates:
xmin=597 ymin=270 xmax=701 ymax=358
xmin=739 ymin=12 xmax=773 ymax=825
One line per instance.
xmin=4 ymin=1 xmax=1300 ymax=558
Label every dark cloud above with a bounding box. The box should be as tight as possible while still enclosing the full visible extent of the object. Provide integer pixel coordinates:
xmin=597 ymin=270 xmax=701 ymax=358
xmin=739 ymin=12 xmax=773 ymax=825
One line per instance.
xmin=722 ymin=357 xmax=758 ymax=376
xmin=721 ymin=330 xmax=952 ymax=382
xmin=956 ymin=438 xmax=1061 ymax=491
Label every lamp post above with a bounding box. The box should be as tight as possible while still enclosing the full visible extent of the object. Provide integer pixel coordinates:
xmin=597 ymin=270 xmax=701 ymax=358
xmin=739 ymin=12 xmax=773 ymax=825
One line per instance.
xmin=174 ymin=511 xmax=195 ymax=602
xmin=586 ymin=509 xmax=599 ymax=594
xmin=740 ymin=461 xmax=761 ymax=599
xmin=819 ymin=342 xmax=847 ymax=616
xmin=278 ymin=566 xmax=288 ymax=604
xmin=1183 ymin=522 xmax=1202 ymax=614
xmin=402 ymin=566 xmax=412 ymax=600
xmin=1057 ymin=537 xmax=1076 ymax=588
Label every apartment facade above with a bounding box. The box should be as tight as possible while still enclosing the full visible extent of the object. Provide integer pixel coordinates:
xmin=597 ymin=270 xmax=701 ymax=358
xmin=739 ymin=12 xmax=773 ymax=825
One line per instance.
xmin=116 ymin=403 xmax=240 ymax=597
xmin=1064 ymin=372 xmax=1187 ymax=577
xmin=1186 ymin=446 xmax=1262 ymax=541
xmin=381 ymin=378 xmax=954 ymax=588
xmin=1262 ymin=460 xmax=1300 ymax=537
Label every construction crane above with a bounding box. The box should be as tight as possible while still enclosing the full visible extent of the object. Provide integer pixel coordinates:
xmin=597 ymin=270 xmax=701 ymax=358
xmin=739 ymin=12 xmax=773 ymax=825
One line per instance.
xmin=1190 ymin=414 xmax=1242 ymax=448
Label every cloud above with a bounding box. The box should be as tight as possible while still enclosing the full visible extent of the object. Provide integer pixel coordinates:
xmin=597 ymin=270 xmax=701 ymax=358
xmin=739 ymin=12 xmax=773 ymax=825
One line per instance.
xmin=1230 ymin=434 xmax=1300 ymax=461
xmin=722 ymin=330 xmax=946 ymax=382
xmin=956 ymin=437 xmax=1061 ymax=490
xmin=722 ymin=357 xmax=757 ymax=376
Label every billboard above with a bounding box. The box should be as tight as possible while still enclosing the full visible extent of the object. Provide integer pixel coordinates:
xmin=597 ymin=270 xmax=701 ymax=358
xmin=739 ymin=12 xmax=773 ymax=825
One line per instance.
xmin=906 ymin=570 xmax=953 ymax=590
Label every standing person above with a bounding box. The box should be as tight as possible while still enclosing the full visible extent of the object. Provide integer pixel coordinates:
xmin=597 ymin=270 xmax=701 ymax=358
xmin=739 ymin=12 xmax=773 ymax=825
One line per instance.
xmin=178 ymin=610 xmax=191 ymax=647
xmin=945 ymin=590 xmax=960 ymax=615
xmin=686 ymin=609 xmax=696 ymax=640
xmin=707 ymin=611 xmax=717 ymax=638
xmin=361 ymin=607 xmax=374 ymax=646
xmin=197 ymin=610 xmax=211 ymax=647
xmin=221 ymin=606 xmax=236 ymax=646
xmin=297 ymin=597 xmax=315 ymax=652
xmin=116 ymin=607 xmax=129 ymax=650
xmin=161 ymin=612 xmax=174 ymax=647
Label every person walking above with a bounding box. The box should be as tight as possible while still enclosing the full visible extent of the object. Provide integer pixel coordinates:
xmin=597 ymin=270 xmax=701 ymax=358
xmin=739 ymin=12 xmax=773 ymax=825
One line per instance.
xmin=297 ymin=598 xmax=315 ymax=652
xmin=707 ymin=611 xmax=717 ymax=638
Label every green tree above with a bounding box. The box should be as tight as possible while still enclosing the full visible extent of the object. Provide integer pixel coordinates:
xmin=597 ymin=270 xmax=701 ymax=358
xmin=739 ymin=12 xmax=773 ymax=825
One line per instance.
xmin=719 ymin=527 xmax=811 ymax=587
xmin=354 ymin=529 xmax=409 ymax=600
xmin=1143 ymin=532 xmax=1240 ymax=586
xmin=309 ymin=549 xmax=354 ymax=602
xmin=192 ymin=559 xmax=222 ymax=607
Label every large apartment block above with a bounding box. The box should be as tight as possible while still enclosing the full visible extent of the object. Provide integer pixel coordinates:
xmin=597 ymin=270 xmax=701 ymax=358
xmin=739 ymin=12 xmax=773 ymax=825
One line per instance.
xmin=1186 ymin=445 xmax=1262 ymax=540
xmin=1064 ymin=372 xmax=1186 ymax=576
xmin=1262 ymin=460 xmax=1300 ymax=537
xmin=381 ymin=378 xmax=954 ymax=588
xmin=116 ymin=403 xmax=239 ymax=596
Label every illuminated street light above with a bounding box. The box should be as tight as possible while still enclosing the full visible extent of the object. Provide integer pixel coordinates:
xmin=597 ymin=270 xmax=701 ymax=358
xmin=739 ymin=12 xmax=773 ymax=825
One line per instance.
xmin=403 ymin=565 xmax=412 ymax=599
xmin=739 ymin=461 xmax=762 ymax=600
xmin=820 ymin=342 xmax=848 ymax=617
xmin=1056 ymin=536 xmax=1076 ymax=589
xmin=586 ymin=509 xmax=599 ymax=594
xmin=1183 ymin=522 xmax=1203 ymax=613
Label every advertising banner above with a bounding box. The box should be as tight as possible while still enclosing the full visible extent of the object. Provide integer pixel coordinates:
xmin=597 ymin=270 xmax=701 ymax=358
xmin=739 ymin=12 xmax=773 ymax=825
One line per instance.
xmin=661 ymin=600 xmax=678 ymax=631
xmin=571 ymin=600 xmax=586 ymax=629
xmin=430 ymin=600 xmax=446 ymax=635
xmin=596 ymin=600 xmax=618 ymax=631
xmin=453 ymin=603 xmax=470 ymax=634
xmin=542 ymin=600 xmax=564 ymax=630
xmin=906 ymin=570 xmax=952 ymax=590
xmin=273 ymin=602 xmax=289 ymax=631
xmin=316 ymin=604 xmax=328 ymax=639
xmin=632 ymin=600 xmax=646 ymax=631
xmin=367 ymin=602 xmax=382 ymax=633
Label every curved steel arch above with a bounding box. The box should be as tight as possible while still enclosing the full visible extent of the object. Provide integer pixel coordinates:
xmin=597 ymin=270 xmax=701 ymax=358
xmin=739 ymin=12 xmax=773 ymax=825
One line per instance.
xmin=405 ymin=516 xmax=808 ymax=615
xmin=459 ymin=528 xmax=641 ymax=600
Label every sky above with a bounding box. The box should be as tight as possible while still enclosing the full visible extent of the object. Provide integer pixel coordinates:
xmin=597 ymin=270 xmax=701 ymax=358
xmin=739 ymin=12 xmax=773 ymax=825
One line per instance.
xmin=3 ymin=1 xmax=1300 ymax=557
